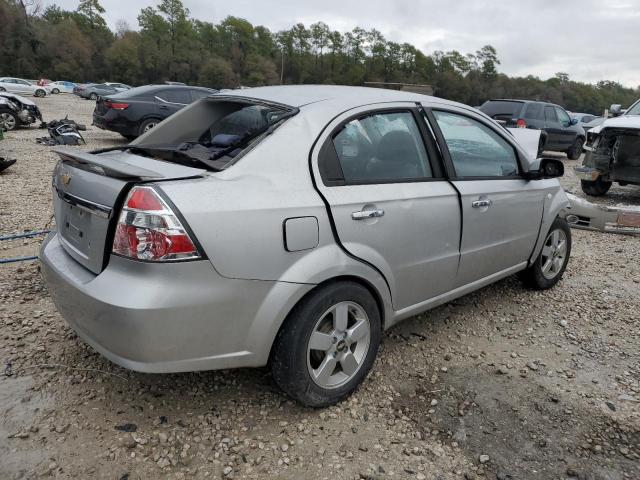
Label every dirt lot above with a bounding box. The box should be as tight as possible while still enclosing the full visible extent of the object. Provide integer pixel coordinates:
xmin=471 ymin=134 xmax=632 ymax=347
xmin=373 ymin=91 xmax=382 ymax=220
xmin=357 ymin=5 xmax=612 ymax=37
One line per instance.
xmin=1 ymin=94 xmax=639 ymax=480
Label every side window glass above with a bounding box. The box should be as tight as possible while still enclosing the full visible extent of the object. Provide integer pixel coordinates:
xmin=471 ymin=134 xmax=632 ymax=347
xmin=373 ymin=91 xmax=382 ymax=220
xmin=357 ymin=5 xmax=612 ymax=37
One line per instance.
xmin=555 ymin=107 xmax=571 ymax=127
xmin=332 ymin=111 xmax=432 ymax=183
xmin=544 ymin=106 xmax=558 ymax=123
xmin=190 ymin=89 xmax=211 ymax=102
xmin=524 ymin=103 xmax=541 ymax=120
xmin=433 ymin=110 xmax=519 ymax=178
xmin=159 ymin=89 xmax=191 ymax=104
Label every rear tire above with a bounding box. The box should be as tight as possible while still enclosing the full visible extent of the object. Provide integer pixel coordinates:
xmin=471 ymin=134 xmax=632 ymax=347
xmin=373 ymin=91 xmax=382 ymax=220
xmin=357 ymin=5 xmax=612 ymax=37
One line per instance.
xmin=0 ymin=87 xmax=6 ymax=92
xmin=52 ymin=88 xmax=60 ymax=94
xmin=138 ymin=118 xmax=160 ymax=136
xmin=567 ymin=137 xmax=584 ymax=160
xmin=35 ymin=89 xmax=46 ymax=97
xmin=518 ymin=217 xmax=571 ymax=290
xmin=89 ymin=92 xmax=98 ymax=100
xmin=581 ymin=177 xmax=611 ymax=196
xmin=271 ymin=281 xmax=381 ymax=407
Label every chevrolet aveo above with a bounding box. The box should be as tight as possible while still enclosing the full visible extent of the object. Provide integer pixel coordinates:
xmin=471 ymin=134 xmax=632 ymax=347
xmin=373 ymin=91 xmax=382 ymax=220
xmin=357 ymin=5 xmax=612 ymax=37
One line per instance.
xmin=41 ymin=86 xmax=571 ymax=407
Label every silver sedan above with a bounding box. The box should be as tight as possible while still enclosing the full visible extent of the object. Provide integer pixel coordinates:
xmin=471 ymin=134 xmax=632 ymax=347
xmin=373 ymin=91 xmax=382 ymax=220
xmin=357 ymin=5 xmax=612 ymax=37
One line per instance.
xmin=40 ymin=86 xmax=571 ymax=406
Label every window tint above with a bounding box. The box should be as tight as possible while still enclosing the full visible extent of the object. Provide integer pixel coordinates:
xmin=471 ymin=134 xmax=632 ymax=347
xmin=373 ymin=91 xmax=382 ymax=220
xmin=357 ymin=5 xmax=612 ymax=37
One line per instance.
xmin=555 ymin=107 xmax=571 ymax=127
xmin=524 ymin=102 xmax=543 ymax=120
xmin=157 ymin=89 xmax=191 ymax=104
xmin=433 ymin=110 xmax=519 ymax=178
xmin=544 ymin=106 xmax=558 ymax=123
xmin=581 ymin=115 xmax=594 ymax=123
xmin=17 ymin=79 xmax=30 ymax=85
xmin=332 ymin=111 xmax=432 ymax=183
xmin=190 ymin=89 xmax=211 ymax=101
xmin=479 ymin=101 xmax=523 ymax=121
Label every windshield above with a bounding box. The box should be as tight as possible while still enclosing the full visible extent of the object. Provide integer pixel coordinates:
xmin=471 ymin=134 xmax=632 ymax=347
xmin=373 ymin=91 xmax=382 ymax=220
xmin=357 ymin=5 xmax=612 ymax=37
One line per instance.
xmin=625 ymin=99 xmax=640 ymax=116
xmin=128 ymin=98 xmax=297 ymax=171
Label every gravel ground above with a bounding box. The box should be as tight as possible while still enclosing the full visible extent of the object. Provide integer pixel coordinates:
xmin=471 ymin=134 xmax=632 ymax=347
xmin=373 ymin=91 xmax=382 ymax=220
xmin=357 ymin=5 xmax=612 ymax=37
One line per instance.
xmin=0 ymin=95 xmax=638 ymax=480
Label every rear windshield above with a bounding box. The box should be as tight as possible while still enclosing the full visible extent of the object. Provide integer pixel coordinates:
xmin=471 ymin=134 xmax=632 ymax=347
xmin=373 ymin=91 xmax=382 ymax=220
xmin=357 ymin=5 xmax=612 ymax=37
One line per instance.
xmin=479 ymin=100 xmax=523 ymax=120
xmin=129 ymin=98 xmax=297 ymax=171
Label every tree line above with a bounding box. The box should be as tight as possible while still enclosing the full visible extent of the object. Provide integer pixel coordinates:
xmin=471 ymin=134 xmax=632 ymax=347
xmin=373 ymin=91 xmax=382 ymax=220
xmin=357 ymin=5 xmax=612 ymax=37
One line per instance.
xmin=1 ymin=0 xmax=638 ymax=115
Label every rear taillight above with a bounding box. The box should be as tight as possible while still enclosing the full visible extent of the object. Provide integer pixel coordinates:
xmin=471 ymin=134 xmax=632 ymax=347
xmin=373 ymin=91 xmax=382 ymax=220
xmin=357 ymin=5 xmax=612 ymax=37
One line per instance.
xmin=516 ymin=119 xmax=527 ymax=128
xmin=105 ymin=99 xmax=129 ymax=110
xmin=112 ymin=186 xmax=201 ymax=262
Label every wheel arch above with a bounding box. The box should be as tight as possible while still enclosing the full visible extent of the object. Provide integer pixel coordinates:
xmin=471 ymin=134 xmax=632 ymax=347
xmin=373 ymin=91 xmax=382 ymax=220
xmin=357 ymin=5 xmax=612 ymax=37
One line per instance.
xmin=264 ymin=274 xmax=387 ymax=367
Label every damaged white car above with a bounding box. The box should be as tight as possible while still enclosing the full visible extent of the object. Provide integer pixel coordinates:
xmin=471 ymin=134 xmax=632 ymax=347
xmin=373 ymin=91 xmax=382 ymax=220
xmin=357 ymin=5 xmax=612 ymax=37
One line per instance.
xmin=576 ymin=100 xmax=640 ymax=196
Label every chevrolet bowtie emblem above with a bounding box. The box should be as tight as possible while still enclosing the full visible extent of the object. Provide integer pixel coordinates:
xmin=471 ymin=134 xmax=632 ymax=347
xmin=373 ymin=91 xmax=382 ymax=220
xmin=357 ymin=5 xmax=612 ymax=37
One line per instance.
xmin=61 ymin=174 xmax=71 ymax=185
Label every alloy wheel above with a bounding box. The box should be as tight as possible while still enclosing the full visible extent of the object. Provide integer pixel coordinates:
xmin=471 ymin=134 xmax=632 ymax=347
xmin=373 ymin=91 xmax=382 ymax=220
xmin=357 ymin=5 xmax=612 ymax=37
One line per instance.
xmin=143 ymin=121 xmax=158 ymax=132
xmin=540 ymin=228 xmax=567 ymax=280
xmin=307 ymin=301 xmax=371 ymax=389
xmin=0 ymin=113 xmax=17 ymax=130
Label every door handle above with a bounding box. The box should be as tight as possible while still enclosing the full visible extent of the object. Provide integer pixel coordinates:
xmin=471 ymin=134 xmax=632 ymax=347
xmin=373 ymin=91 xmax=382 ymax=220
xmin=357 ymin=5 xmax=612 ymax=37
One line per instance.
xmin=352 ymin=209 xmax=385 ymax=220
xmin=471 ymin=199 xmax=492 ymax=208
xmin=159 ymin=105 xmax=169 ymax=110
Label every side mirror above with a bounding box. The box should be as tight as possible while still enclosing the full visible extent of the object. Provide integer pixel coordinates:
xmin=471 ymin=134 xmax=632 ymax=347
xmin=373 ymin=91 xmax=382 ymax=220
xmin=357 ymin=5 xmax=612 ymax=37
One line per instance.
xmin=525 ymin=158 xmax=565 ymax=180
xmin=570 ymin=118 xmax=579 ymax=126
xmin=610 ymin=104 xmax=622 ymax=117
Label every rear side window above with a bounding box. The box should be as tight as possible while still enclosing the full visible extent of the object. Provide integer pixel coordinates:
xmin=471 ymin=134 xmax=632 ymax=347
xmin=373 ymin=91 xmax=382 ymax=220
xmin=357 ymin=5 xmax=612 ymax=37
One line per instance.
xmin=332 ymin=111 xmax=432 ymax=184
xmin=433 ymin=110 xmax=519 ymax=178
xmin=157 ymin=89 xmax=191 ymax=104
xmin=524 ymin=103 xmax=543 ymax=120
xmin=190 ymin=89 xmax=211 ymax=101
xmin=544 ymin=106 xmax=558 ymax=123
xmin=479 ymin=101 xmax=523 ymax=121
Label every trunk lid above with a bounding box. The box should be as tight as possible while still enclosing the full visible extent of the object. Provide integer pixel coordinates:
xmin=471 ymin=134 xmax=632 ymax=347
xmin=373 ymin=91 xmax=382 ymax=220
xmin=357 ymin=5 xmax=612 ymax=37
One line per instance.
xmin=51 ymin=147 xmax=205 ymax=274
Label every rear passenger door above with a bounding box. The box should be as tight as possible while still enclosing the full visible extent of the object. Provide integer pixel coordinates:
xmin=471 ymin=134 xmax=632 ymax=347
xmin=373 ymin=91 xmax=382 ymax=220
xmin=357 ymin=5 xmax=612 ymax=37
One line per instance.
xmin=155 ymin=89 xmax=190 ymax=118
xmin=313 ymin=104 xmax=461 ymax=310
xmin=425 ymin=107 xmax=545 ymax=287
xmin=543 ymin=105 xmax=563 ymax=149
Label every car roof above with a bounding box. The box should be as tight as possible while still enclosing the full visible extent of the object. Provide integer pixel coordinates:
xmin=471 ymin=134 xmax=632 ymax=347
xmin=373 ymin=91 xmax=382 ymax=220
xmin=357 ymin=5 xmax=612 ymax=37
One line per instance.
xmin=222 ymin=85 xmax=462 ymax=110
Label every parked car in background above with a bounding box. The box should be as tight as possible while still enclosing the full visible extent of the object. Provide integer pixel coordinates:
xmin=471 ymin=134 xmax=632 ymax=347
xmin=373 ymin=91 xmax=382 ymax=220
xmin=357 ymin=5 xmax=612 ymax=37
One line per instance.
xmin=44 ymin=85 xmax=570 ymax=407
xmin=48 ymin=81 xmax=77 ymax=94
xmin=92 ymin=84 xmax=217 ymax=138
xmin=79 ymin=83 xmax=120 ymax=100
xmin=0 ymin=92 xmax=42 ymax=130
xmin=104 ymin=82 xmax=132 ymax=91
xmin=576 ymin=99 xmax=640 ymax=196
xmin=479 ymin=99 xmax=585 ymax=159
xmin=570 ymin=112 xmax=600 ymax=130
xmin=581 ymin=116 xmax=604 ymax=132
xmin=0 ymin=77 xmax=50 ymax=97
xmin=73 ymin=83 xmax=94 ymax=96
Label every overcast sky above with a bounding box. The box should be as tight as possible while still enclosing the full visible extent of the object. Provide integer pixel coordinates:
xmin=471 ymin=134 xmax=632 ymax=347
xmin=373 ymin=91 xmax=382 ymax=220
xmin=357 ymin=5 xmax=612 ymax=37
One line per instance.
xmin=45 ymin=0 xmax=640 ymax=87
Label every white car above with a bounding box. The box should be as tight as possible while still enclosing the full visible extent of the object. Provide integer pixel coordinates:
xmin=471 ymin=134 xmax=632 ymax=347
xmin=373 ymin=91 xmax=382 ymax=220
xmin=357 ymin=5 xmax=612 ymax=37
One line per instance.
xmin=48 ymin=81 xmax=77 ymax=94
xmin=0 ymin=77 xmax=50 ymax=97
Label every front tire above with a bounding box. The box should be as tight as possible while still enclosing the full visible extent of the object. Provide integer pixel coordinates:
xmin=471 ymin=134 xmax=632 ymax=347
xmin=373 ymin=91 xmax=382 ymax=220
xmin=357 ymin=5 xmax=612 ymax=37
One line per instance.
xmin=89 ymin=92 xmax=98 ymax=100
xmin=271 ymin=281 xmax=381 ymax=407
xmin=581 ymin=177 xmax=611 ymax=196
xmin=519 ymin=217 xmax=571 ymax=290
xmin=0 ymin=111 xmax=19 ymax=131
xmin=567 ymin=137 xmax=584 ymax=160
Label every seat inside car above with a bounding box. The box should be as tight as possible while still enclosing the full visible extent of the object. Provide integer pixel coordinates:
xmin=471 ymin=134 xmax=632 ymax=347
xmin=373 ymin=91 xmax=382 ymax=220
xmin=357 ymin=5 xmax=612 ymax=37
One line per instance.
xmin=365 ymin=130 xmax=424 ymax=180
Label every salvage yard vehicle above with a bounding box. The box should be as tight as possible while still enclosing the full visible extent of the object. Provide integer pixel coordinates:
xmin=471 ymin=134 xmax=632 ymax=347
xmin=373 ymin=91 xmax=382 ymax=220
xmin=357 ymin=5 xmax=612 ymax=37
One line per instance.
xmin=48 ymin=81 xmax=77 ymax=94
xmin=92 ymin=84 xmax=217 ymax=139
xmin=576 ymin=99 xmax=640 ymax=196
xmin=41 ymin=86 xmax=571 ymax=407
xmin=479 ymin=99 xmax=585 ymax=159
xmin=0 ymin=92 xmax=43 ymax=130
xmin=0 ymin=77 xmax=50 ymax=97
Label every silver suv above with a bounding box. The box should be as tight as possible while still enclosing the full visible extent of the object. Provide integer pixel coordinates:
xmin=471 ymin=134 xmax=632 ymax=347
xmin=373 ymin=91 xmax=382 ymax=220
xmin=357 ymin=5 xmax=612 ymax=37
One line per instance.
xmin=41 ymin=86 xmax=570 ymax=406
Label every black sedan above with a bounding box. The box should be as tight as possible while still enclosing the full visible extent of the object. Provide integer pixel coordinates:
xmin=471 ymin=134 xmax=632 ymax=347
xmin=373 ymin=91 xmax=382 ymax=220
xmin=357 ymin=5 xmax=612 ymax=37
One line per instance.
xmin=92 ymin=85 xmax=217 ymax=139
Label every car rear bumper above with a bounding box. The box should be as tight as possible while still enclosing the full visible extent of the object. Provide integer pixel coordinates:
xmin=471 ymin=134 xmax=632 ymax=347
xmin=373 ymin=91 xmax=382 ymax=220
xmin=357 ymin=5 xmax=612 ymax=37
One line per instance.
xmin=92 ymin=112 xmax=136 ymax=136
xmin=40 ymin=231 xmax=312 ymax=373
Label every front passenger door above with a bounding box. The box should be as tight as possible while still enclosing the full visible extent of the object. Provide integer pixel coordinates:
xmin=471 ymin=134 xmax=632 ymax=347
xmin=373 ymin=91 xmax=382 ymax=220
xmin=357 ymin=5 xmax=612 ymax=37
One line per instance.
xmin=544 ymin=106 xmax=562 ymax=149
xmin=427 ymin=108 xmax=545 ymax=287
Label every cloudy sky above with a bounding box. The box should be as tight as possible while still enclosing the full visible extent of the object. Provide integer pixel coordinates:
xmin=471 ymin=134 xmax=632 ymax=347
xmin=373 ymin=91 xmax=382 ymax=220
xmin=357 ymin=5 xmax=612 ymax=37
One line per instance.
xmin=45 ymin=0 xmax=640 ymax=87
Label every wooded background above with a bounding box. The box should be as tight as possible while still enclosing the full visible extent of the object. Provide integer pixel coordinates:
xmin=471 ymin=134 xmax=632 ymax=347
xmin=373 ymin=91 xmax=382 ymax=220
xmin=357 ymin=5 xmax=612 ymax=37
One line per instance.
xmin=2 ymin=0 xmax=638 ymax=114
